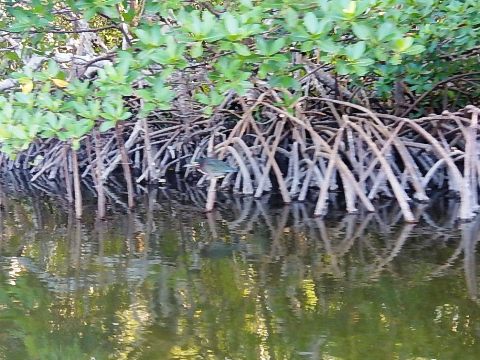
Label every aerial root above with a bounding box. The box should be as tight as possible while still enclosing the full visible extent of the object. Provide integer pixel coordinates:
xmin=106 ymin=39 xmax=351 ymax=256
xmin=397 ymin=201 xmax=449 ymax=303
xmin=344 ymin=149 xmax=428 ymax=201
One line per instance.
xmin=3 ymin=97 xmax=480 ymax=222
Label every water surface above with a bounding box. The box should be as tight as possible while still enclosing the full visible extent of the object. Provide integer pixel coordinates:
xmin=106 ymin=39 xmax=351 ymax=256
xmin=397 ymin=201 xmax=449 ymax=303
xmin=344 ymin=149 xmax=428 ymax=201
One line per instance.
xmin=0 ymin=189 xmax=479 ymax=359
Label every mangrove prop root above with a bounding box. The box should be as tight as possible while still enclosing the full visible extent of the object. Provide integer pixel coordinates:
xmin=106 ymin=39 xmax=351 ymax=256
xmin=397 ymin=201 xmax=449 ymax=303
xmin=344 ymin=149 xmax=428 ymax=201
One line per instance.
xmin=205 ymin=177 xmax=218 ymax=212
xmin=71 ymin=148 xmax=82 ymax=219
xmin=93 ymin=128 xmax=106 ymax=219
xmin=115 ymin=123 xmax=135 ymax=208
xmin=4 ymin=97 xmax=480 ymax=222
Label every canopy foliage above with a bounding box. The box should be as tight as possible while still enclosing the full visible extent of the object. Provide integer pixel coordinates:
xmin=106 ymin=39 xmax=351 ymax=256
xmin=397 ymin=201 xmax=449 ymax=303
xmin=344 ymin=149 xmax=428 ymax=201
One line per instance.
xmin=0 ymin=0 xmax=478 ymax=155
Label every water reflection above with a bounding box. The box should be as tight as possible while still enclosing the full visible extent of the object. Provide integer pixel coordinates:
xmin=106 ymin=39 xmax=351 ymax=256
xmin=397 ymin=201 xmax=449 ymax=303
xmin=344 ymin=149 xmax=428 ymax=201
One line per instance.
xmin=0 ymin=186 xmax=479 ymax=359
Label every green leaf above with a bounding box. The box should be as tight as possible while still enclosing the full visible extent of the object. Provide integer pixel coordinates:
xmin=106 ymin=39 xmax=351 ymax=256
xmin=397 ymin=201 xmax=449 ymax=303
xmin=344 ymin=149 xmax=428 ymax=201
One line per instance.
xmin=224 ymin=13 xmax=239 ymax=35
xmin=84 ymin=7 xmax=97 ymax=21
xmin=393 ymin=37 xmax=414 ymax=52
xmin=256 ymin=38 xmax=285 ymax=56
xmin=135 ymin=29 xmax=150 ymax=44
xmin=303 ymin=12 xmax=318 ymax=34
xmin=374 ymin=48 xmax=388 ymax=61
xmin=233 ymin=43 xmax=251 ymax=56
xmin=4 ymin=51 xmax=20 ymax=61
xmin=101 ymin=5 xmax=120 ymax=19
xmin=269 ymin=76 xmax=300 ymax=90
xmin=342 ymin=1 xmax=357 ymax=16
xmin=210 ymin=91 xmax=224 ymax=105
xmin=165 ymin=36 xmax=178 ymax=57
xmin=120 ymin=112 xmax=132 ymax=121
xmin=99 ymin=121 xmax=115 ymax=132
xmin=190 ymin=42 xmax=204 ymax=58
xmin=346 ymin=41 xmax=366 ymax=60
xmin=10 ymin=125 xmax=28 ymax=140
xmin=318 ymin=40 xmax=340 ymax=54
xmin=352 ymin=65 xmax=368 ymax=76
xmin=352 ymin=23 xmax=371 ymax=40
xmin=403 ymin=44 xmax=426 ymax=55
xmin=256 ymin=37 xmax=269 ymax=55
xmin=336 ymin=61 xmax=350 ymax=75
xmin=270 ymin=38 xmax=286 ymax=55
xmin=285 ymin=8 xmax=298 ymax=27
xmin=240 ymin=0 xmax=253 ymax=8
xmin=45 ymin=60 xmax=60 ymax=77
xmin=389 ymin=54 xmax=402 ymax=65
xmin=355 ymin=58 xmax=375 ymax=67
xmin=195 ymin=92 xmax=210 ymax=105
xmin=301 ymin=41 xmax=315 ymax=52
xmin=57 ymin=131 xmax=70 ymax=141
xmin=377 ymin=22 xmax=396 ymax=41
xmin=188 ymin=12 xmax=203 ymax=35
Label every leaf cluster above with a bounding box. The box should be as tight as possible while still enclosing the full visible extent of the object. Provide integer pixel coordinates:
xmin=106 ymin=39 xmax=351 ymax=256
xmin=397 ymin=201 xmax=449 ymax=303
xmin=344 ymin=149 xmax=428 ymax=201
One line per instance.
xmin=0 ymin=0 xmax=478 ymax=154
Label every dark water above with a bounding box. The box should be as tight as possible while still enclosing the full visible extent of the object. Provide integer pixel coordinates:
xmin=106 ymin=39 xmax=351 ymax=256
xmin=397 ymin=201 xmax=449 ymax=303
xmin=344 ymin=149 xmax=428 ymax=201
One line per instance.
xmin=0 ymin=188 xmax=479 ymax=360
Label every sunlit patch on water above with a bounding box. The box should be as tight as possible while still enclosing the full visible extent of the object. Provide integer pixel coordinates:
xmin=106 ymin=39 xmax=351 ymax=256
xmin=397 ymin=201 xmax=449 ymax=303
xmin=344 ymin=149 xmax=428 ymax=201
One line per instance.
xmin=4 ymin=257 xmax=25 ymax=286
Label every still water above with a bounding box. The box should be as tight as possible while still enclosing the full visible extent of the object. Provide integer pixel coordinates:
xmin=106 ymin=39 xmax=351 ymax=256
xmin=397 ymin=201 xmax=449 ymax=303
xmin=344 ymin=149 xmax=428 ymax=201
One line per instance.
xmin=0 ymin=187 xmax=479 ymax=360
